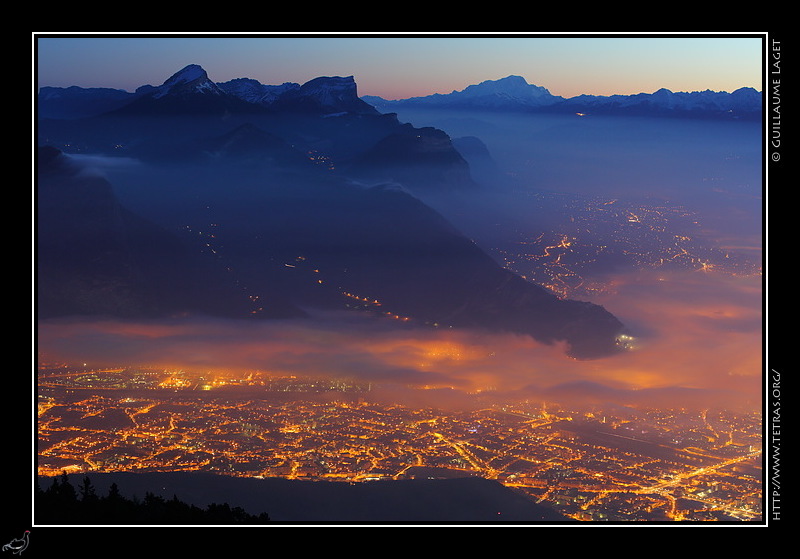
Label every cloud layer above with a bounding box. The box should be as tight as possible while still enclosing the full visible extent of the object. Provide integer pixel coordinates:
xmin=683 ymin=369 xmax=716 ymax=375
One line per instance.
xmin=37 ymin=267 xmax=762 ymax=411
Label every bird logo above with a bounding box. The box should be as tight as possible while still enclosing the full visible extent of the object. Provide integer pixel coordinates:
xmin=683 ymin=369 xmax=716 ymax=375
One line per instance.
xmin=2 ymin=531 xmax=29 ymax=555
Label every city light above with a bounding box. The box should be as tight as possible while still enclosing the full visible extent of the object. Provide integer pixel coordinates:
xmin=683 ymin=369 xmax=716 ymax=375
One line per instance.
xmin=37 ymin=366 xmax=762 ymax=522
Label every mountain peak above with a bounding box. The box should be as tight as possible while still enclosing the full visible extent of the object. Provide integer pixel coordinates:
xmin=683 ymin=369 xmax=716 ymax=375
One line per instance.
xmin=166 ymin=64 xmax=208 ymax=84
xmin=217 ymin=78 xmax=300 ymax=106
xmin=151 ymin=64 xmax=222 ymax=99
xmin=367 ymin=75 xmax=559 ymax=109
xmin=275 ymin=75 xmax=379 ymax=115
xmin=458 ymin=75 xmax=553 ymax=99
xmin=487 ymin=75 xmax=529 ymax=86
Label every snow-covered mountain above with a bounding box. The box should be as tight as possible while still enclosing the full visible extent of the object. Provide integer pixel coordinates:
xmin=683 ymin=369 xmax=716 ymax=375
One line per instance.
xmin=271 ymin=75 xmax=379 ymax=115
xmin=105 ymin=65 xmax=264 ymax=116
xmin=362 ymin=75 xmax=762 ymax=120
xmin=147 ymin=64 xmax=225 ymax=99
xmin=38 ymin=65 xmax=379 ymax=119
xmin=217 ymin=78 xmax=300 ymax=105
xmin=363 ymin=75 xmax=562 ymax=111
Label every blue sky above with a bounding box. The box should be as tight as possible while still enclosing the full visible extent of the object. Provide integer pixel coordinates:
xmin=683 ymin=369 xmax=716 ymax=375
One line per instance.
xmin=34 ymin=33 xmax=765 ymax=100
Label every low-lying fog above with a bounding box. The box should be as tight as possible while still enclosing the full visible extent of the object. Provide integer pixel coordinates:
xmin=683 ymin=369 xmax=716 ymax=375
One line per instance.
xmin=392 ymin=108 xmax=762 ymax=246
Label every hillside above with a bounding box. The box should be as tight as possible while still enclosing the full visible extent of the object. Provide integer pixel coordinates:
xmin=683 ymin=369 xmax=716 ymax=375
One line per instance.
xmin=38 ymin=472 xmax=568 ymax=523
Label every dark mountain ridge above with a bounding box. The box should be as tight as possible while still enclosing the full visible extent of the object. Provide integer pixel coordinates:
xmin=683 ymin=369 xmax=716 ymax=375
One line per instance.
xmin=270 ymin=75 xmax=380 ymax=115
xmin=36 ymin=145 xmax=304 ymax=320
xmin=37 ymin=65 xmax=460 ymax=183
xmin=37 ymin=85 xmax=139 ymax=119
xmin=348 ymin=123 xmax=478 ymax=190
xmin=35 ymin=64 xmax=626 ymax=358
xmin=39 ymin=65 xmax=380 ymax=121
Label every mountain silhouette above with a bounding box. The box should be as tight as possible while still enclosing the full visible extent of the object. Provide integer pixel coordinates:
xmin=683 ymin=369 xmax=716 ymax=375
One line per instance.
xmin=36 ymin=145 xmax=303 ymax=320
xmin=347 ymin=124 xmax=478 ymax=191
xmin=35 ymin=64 xmax=626 ymax=358
xmin=362 ymin=75 xmax=762 ymax=120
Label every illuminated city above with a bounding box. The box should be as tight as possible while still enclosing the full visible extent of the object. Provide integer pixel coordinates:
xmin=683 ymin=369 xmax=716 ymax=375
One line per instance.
xmin=37 ymin=365 xmax=762 ymax=522
xmin=490 ymin=192 xmax=761 ymax=300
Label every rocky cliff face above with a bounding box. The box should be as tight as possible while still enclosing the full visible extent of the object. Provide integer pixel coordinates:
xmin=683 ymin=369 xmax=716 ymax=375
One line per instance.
xmin=271 ymin=75 xmax=380 ymax=115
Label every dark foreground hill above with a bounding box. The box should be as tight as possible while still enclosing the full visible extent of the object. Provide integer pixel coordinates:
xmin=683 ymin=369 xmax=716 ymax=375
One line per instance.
xmin=37 ymin=472 xmax=567 ymax=524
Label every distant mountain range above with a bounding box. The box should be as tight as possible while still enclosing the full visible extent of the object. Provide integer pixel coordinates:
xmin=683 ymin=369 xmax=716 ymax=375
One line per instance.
xmin=39 ymin=70 xmax=762 ymax=121
xmin=36 ymin=64 xmax=627 ymax=359
xmin=38 ymin=64 xmax=381 ymax=119
xmin=362 ymin=75 xmax=763 ymax=120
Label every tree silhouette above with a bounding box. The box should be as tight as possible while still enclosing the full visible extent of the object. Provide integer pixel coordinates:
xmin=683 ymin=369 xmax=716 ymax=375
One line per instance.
xmin=79 ymin=476 xmax=97 ymax=500
xmin=35 ymin=473 xmax=270 ymax=524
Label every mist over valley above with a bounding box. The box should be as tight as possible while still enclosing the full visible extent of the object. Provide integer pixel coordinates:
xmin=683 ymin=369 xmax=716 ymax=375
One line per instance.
xmin=37 ymin=64 xmax=762 ymax=410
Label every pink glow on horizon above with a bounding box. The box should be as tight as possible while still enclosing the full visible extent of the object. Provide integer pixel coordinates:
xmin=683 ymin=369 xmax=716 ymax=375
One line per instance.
xmin=35 ymin=35 xmax=765 ymax=101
